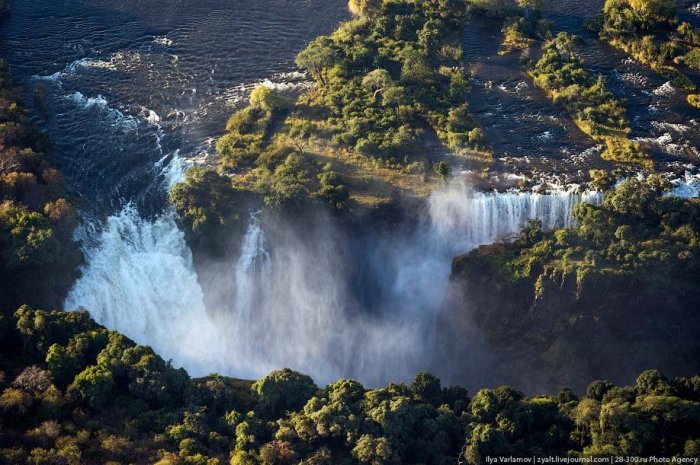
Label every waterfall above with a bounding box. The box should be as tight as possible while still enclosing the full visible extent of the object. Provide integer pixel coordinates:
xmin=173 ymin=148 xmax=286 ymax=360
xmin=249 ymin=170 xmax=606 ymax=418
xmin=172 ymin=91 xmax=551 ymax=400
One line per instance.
xmin=220 ymin=182 xmax=602 ymax=385
xmin=66 ymin=170 xmax=602 ymax=384
xmin=428 ymin=184 xmax=603 ymax=251
xmin=232 ymin=211 xmax=271 ymax=337
xmin=64 ymin=206 xmax=225 ymax=374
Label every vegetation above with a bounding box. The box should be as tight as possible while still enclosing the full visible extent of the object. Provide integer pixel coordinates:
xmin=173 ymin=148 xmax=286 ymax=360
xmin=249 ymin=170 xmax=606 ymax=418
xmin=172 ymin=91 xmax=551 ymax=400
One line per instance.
xmin=1 ymin=305 xmax=699 ymax=465
xmin=497 ymin=0 xmax=552 ymax=55
xmin=169 ymin=168 xmax=250 ymax=252
xmin=0 ymin=59 xmax=82 ymax=314
xmin=529 ymin=33 xmax=650 ymax=166
xmin=688 ymin=93 xmax=700 ymax=109
xmin=494 ymin=175 xmax=699 ymax=296
xmin=1 ymin=5 xmax=699 ymax=463
xmin=174 ymin=0 xmax=500 ymax=229
xmin=293 ymin=0 xmax=487 ymax=159
xmin=597 ymin=0 xmax=699 ymax=91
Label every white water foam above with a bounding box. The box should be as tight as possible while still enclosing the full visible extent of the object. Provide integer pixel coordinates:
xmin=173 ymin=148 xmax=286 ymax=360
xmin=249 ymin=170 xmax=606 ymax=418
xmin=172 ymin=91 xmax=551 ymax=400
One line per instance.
xmin=652 ymin=81 xmax=675 ymax=96
xmin=65 ymin=92 xmax=139 ymax=132
xmin=65 ymin=205 xmax=225 ymax=374
xmin=32 ymin=57 xmax=116 ymax=83
xmin=636 ymin=133 xmax=686 ymax=157
xmin=668 ymin=172 xmax=700 ymax=199
xmin=153 ymin=36 xmax=174 ymax=46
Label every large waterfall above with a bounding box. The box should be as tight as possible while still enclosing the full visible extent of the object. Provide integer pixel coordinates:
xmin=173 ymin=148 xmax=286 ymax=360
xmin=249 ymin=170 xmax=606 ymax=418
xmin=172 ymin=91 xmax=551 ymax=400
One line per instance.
xmin=64 ymin=205 xmax=227 ymax=375
xmin=66 ymin=182 xmax=601 ymax=384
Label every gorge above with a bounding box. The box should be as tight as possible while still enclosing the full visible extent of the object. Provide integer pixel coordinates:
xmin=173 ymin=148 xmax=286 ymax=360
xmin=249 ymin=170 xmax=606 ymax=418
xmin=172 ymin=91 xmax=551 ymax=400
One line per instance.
xmin=1 ymin=0 xmax=698 ymax=392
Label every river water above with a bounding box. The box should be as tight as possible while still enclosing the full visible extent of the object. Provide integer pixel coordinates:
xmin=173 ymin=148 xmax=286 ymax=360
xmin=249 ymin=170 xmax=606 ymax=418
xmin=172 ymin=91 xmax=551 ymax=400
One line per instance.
xmin=463 ymin=0 xmax=700 ymax=186
xmin=1 ymin=0 xmax=698 ymax=388
xmin=0 ymin=0 xmax=348 ymax=215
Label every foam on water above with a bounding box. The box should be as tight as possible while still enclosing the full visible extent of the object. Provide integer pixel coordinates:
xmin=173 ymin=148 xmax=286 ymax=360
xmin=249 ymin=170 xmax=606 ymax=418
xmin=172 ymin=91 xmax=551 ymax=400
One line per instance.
xmin=668 ymin=172 xmax=700 ymax=199
xmin=65 ymin=92 xmax=139 ymax=131
xmin=652 ymin=81 xmax=675 ymax=96
xmin=153 ymin=36 xmax=174 ymax=46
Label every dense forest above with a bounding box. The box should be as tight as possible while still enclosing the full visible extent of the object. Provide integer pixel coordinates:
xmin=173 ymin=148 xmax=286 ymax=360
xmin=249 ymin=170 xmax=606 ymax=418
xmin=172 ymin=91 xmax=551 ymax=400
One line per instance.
xmin=1 ymin=306 xmax=699 ymax=464
xmin=1 ymin=0 xmax=700 ymax=463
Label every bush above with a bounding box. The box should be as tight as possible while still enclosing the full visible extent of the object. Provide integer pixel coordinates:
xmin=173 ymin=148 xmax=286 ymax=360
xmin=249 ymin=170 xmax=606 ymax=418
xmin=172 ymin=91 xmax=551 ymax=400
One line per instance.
xmin=685 ymin=48 xmax=700 ymax=71
xmin=251 ymin=369 xmax=317 ymax=419
xmin=169 ymin=168 xmax=244 ymax=251
xmin=433 ymin=161 xmax=451 ymax=179
xmin=67 ymin=365 xmax=114 ymax=408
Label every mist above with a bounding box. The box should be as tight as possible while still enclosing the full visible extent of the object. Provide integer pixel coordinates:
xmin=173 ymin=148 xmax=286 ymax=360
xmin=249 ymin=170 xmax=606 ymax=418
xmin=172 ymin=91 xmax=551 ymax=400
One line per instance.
xmin=65 ymin=178 xmax=600 ymax=388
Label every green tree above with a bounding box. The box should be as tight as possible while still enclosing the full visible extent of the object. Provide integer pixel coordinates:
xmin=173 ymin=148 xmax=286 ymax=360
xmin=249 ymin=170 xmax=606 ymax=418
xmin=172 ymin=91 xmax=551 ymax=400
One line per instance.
xmin=295 ymin=37 xmax=337 ymax=86
xmin=352 ymin=435 xmax=392 ymax=465
xmin=45 ymin=343 xmax=79 ymax=388
xmin=67 ymin=365 xmax=114 ymax=408
xmin=361 ymin=69 xmax=394 ymax=99
xmin=249 ymin=86 xmax=288 ymax=113
xmin=169 ymin=168 xmax=243 ymax=251
xmin=252 ymin=369 xmax=317 ymax=419
xmin=348 ymin=0 xmax=383 ymax=18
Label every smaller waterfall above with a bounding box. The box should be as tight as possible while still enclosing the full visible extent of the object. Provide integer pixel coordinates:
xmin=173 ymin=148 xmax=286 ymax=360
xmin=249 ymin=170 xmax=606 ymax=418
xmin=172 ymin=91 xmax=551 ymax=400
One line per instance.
xmin=429 ymin=184 xmax=603 ymax=251
xmin=233 ymin=211 xmax=271 ymax=334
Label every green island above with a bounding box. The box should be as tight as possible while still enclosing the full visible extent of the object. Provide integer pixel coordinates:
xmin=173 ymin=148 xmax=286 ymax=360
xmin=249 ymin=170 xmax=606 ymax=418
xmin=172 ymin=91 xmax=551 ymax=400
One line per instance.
xmin=202 ymin=0 xmax=491 ymax=215
xmin=528 ymin=32 xmax=649 ymax=166
xmin=1 ymin=0 xmax=700 ymax=463
xmin=595 ymin=0 xmax=700 ymax=91
xmin=481 ymin=1 xmax=651 ymax=166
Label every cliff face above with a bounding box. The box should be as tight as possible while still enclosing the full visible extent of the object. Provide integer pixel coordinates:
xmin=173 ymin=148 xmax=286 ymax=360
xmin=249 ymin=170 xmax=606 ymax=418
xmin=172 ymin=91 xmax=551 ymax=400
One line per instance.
xmin=443 ymin=243 xmax=700 ymax=393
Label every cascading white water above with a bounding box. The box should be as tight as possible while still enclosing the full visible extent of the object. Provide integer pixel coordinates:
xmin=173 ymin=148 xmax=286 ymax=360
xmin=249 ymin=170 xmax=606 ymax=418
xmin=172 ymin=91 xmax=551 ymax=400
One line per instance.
xmin=428 ymin=184 xmax=602 ymax=249
xmin=65 ymin=142 xmax=604 ymax=384
xmin=64 ymin=205 xmax=226 ymax=375
xmin=66 ymin=179 xmax=602 ymax=384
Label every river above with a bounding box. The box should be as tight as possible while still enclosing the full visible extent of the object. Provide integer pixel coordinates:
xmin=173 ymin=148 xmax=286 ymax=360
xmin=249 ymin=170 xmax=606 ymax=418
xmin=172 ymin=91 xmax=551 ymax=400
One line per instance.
xmin=1 ymin=0 xmax=698 ymax=388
